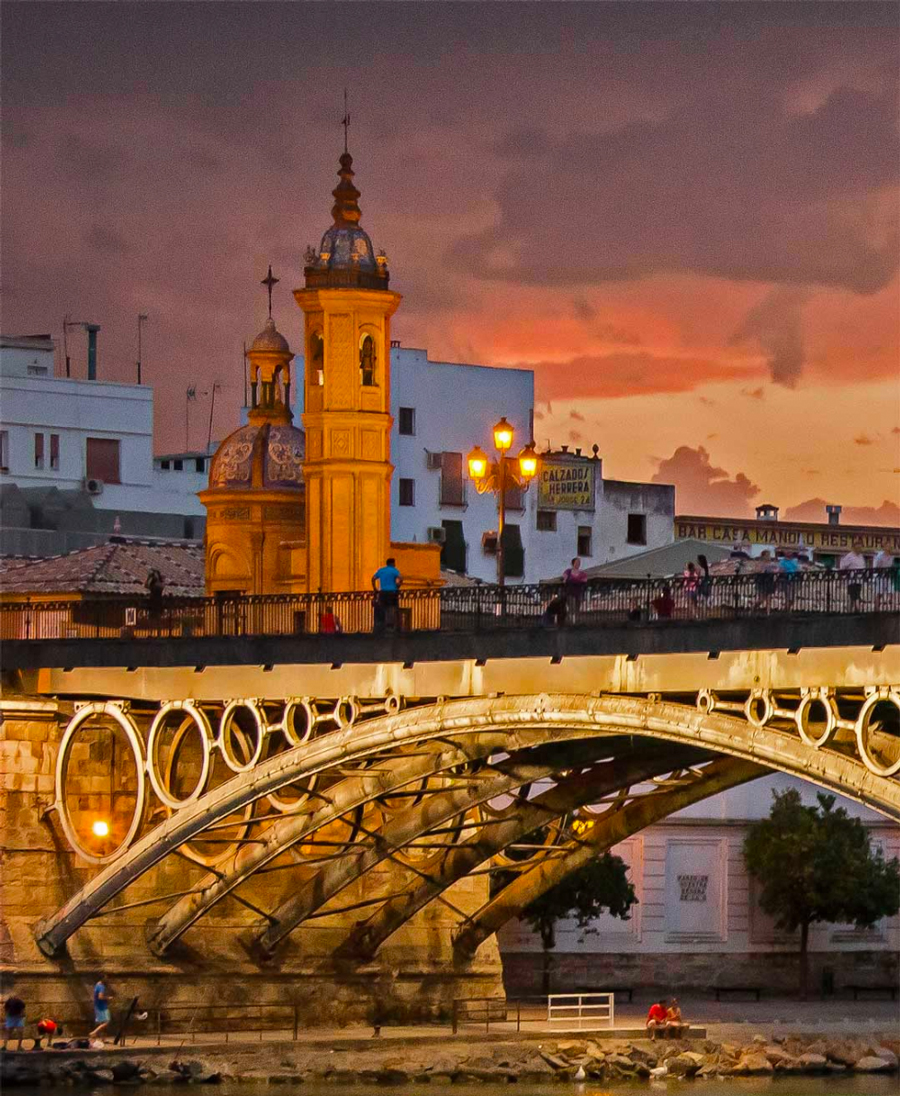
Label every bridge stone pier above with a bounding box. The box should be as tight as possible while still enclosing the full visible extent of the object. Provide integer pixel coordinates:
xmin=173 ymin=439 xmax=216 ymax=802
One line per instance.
xmin=1 ymin=633 xmax=898 ymax=1025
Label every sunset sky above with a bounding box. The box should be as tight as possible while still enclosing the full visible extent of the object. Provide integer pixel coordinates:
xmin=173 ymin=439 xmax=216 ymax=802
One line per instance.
xmin=3 ymin=2 xmax=898 ymax=521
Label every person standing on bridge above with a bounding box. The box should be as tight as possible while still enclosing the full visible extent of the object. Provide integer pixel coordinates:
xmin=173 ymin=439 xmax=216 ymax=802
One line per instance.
xmin=839 ymin=540 xmax=866 ymax=610
xmin=563 ymin=557 xmax=588 ymax=621
xmin=371 ymin=557 xmax=402 ymax=633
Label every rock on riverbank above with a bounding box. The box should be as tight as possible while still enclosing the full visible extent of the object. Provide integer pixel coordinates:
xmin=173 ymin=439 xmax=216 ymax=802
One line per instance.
xmin=2 ymin=1034 xmax=898 ymax=1085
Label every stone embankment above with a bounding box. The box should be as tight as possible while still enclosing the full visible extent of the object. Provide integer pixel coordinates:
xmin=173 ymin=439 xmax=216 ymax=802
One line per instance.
xmin=2 ymin=1033 xmax=898 ymax=1086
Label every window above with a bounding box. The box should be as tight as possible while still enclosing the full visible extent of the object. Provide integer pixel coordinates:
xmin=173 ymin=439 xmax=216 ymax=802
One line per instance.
xmin=310 ymin=331 xmax=324 ymax=386
xmin=27 ymin=364 xmax=49 ymax=376
xmin=86 ymin=438 xmax=121 ymax=483
xmin=501 ymin=523 xmax=524 ymax=578
xmin=173 ymin=459 xmax=183 ymax=471
xmin=439 ymin=452 xmax=465 ymax=506
xmin=160 ymin=460 xmax=170 ymax=470
xmin=50 ymin=434 xmax=60 ymax=471
xmin=398 ymin=407 xmax=416 ymax=436
xmin=34 ymin=433 xmax=45 ymax=469
xmin=360 ymin=334 xmax=376 ymax=386
xmin=0 ymin=430 xmax=9 ymax=472
xmin=441 ymin=520 xmax=467 ymax=573
xmin=577 ymin=525 xmax=593 ymax=557
xmin=627 ymin=513 xmax=647 ymax=545
xmin=184 ymin=517 xmax=196 ymax=539
xmin=537 ymin=509 xmax=557 ymax=532
xmin=195 ymin=457 xmax=205 ymax=472
xmin=399 ymin=478 xmax=415 ymax=507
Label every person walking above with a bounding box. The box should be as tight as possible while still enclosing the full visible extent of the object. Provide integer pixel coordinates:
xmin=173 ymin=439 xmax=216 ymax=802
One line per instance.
xmin=3 ymin=994 xmax=26 ymax=1051
xmin=90 ymin=975 xmax=112 ymax=1041
xmin=839 ymin=540 xmax=866 ymax=609
xmin=562 ymin=557 xmax=588 ymax=622
xmin=682 ymin=561 xmax=700 ymax=615
xmin=371 ymin=558 xmax=402 ymax=633
xmin=873 ymin=547 xmax=893 ymax=611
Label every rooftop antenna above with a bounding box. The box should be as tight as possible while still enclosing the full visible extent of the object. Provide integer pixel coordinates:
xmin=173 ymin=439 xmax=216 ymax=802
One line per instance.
xmin=342 ymin=88 xmax=350 ymax=154
xmin=137 ymin=313 xmax=149 ymax=384
xmin=63 ymin=315 xmax=88 ymax=377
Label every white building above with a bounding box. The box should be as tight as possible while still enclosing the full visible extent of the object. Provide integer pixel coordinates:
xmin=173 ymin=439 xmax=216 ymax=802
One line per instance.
xmin=500 ymin=770 xmax=900 ymax=995
xmin=293 ymin=344 xmax=676 ymax=585
xmin=0 ymin=334 xmax=205 ymax=556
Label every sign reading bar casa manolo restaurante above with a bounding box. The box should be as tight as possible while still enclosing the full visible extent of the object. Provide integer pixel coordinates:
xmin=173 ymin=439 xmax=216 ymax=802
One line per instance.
xmin=538 ymin=459 xmax=595 ymax=511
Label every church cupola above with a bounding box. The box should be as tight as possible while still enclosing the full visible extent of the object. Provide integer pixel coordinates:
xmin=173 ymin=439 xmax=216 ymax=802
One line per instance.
xmin=200 ymin=267 xmax=306 ymax=596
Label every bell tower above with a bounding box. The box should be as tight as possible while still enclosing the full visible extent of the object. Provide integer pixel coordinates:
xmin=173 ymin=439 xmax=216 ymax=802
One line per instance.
xmin=295 ymin=151 xmax=401 ymax=592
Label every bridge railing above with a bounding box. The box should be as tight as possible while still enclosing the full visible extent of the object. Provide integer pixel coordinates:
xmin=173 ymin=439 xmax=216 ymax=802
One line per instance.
xmin=0 ymin=568 xmax=891 ymax=641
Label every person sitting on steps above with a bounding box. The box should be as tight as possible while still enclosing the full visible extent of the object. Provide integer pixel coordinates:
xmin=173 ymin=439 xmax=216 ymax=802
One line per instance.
xmin=646 ymin=999 xmax=668 ymax=1040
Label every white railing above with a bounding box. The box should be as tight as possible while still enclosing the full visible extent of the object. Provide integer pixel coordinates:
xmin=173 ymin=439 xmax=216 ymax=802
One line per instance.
xmin=547 ymin=992 xmax=615 ymax=1031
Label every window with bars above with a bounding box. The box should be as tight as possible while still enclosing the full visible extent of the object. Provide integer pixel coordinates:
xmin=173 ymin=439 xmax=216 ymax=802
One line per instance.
xmin=537 ymin=509 xmax=557 ymax=531
xmin=50 ymin=434 xmax=60 ymax=470
xmin=34 ymin=433 xmax=45 ymax=469
xmin=577 ymin=525 xmax=593 ymax=557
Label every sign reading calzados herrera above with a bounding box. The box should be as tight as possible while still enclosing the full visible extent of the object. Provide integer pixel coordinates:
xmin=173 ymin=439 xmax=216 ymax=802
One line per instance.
xmin=538 ymin=461 xmax=595 ymax=510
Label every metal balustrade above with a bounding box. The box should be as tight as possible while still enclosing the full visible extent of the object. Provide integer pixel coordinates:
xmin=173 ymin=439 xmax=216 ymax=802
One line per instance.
xmin=0 ymin=569 xmax=892 ymax=642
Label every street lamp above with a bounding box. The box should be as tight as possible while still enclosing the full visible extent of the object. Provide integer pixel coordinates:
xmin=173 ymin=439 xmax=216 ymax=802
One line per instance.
xmin=467 ymin=418 xmax=540 ymax=585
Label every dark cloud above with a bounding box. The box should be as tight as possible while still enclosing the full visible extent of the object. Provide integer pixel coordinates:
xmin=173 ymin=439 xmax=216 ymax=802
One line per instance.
xmin=854 ymin=434 xmax=875 ymax=446
xmin=741 ymin=386 xmax=765 ymax=400
xmin=730 ymin=288 xmax=807 ymax=387
xmin=453 ymin=79 xmax=899 ymax=296
xmin=891 ymin=426 xmax=900 ymax=435
xmin=569 ymin=410 xmax=585 ymax=421
xmin=653 ymin=445 xmax=761 ymax=517
xmin=784 ymin=498 xmax=900 ymax=526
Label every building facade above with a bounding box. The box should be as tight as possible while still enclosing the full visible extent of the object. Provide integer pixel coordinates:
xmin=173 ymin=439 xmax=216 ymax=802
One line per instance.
xmin=676 ymin=504 xmax=900 ymax=566
xmin=0 ymin=335 xmax=205 ymax=556
xmin=500 ymin=770 xmax=900 ymax=995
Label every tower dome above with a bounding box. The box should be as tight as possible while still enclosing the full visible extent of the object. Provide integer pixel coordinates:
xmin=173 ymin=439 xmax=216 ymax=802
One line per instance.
xmin=304 ymin=153 xmax=390 ymax=291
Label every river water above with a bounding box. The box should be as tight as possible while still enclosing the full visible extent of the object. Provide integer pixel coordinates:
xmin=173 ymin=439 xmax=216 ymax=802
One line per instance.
xmin=16 ymin=1078 xmax=899 ymax=1095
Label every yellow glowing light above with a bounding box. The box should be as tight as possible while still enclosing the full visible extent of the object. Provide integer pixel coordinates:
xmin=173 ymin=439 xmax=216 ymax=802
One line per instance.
xmin=467 ymin=446 xmax=489 ymax=480
xmin=492 ymin=417 xmax=514 ymax=452
xmin=518 ymin=443 xmax=538 ymax=480
xmin=92 ymin=819 xmax=110 ymax=838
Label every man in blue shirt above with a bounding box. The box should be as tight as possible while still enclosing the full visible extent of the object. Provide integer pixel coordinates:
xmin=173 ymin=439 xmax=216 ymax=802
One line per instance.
xmin=371 ymin=558 xmax=402 ymax=632
xmin=90 ymin=975 xmax=112 ymax=1040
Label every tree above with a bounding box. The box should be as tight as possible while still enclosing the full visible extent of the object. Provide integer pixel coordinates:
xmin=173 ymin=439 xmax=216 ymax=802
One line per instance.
xmin=503 ymin=852 xmax=638 ymax=995
xmin=743 ymin=789 xmax=900 ymax=998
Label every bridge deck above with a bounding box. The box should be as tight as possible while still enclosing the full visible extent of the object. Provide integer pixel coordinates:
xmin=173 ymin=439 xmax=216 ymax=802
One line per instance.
xmin=3 ymin=612 xmax=895 ymax=672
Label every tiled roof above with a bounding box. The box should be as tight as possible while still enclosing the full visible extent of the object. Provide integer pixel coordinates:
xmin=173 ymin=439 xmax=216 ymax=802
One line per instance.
xmin=0 ymin=539 xmax=205 ymax=596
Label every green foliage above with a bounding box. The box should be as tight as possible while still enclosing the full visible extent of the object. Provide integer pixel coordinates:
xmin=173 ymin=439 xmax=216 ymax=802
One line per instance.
xmin=744 ymin=789 xmax=900 ymax=935
xmin=519 ymin=852 xmax=638 ymax=951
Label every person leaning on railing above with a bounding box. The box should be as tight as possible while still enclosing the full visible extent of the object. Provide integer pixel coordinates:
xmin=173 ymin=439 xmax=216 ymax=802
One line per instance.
xmin=838 ymin=542 xmax=866 ymax=610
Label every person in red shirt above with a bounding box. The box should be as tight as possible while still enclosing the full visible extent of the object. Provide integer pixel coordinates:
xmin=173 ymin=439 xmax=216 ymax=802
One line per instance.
xmin=646 ymin=1000 xmax=668 ymax=1039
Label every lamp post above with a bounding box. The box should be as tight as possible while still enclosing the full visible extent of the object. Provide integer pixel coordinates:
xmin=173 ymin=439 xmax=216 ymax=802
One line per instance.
xmin=467 ymin=417 xmax=539 ymax=585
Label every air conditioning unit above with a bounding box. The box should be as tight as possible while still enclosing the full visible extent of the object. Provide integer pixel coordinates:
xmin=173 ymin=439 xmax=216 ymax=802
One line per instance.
xmin=426 ymin=451 xmax=443 ymax=471
xmin=482 ymin=531 xmax=499 ymax=554
xmin=84 ymin=477 xmax=104 ymax=495
xmin=427 ymin=526 xmax=446 ymax=544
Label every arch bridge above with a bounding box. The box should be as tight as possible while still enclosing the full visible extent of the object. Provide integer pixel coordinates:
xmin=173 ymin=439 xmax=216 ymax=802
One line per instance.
xmin=25 ymin=640 xmax=899 ymax=968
